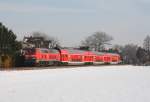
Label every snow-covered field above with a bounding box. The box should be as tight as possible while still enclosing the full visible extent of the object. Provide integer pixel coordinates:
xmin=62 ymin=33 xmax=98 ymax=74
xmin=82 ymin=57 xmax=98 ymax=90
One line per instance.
xmin=0 ymin=65 xmax=150 ymax=102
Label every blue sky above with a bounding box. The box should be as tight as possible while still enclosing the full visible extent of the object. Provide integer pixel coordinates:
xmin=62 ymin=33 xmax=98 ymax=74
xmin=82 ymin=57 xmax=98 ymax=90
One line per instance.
xmin=0 ymin=0 xmax=150 ymax=46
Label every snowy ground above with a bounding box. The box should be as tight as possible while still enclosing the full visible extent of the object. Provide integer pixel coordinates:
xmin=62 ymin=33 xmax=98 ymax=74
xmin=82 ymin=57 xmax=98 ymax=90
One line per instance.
xmin=0 ymin=65 xmax=150 ymax=102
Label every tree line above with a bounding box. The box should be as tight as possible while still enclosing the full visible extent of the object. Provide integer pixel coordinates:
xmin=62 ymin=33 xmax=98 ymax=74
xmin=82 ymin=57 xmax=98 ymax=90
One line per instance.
xmin=1 ymin=22 xmax=150 ymax=68
xmin=81 ymin=32 xmax=150 ymax=65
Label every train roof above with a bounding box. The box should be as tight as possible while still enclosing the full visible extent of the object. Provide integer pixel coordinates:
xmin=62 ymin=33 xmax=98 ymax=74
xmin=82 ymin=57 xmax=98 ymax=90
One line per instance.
xmin=92 ymin=51 xmax=104 ymax=55
xmin=37 ymin=48 xmax=59 ymax=53
xmin=66 ymin=49 xmax=85 ymax=54
xmin=91 ymin=51 xmax=120 ymax=56
xmin=103 ymin=52 xmax=120 ymax=56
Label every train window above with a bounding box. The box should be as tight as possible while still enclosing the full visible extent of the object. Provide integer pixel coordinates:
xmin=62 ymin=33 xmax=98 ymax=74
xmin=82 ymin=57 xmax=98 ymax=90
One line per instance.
xmin=41 ymin=49 xmax=49 ymax=53
xmin=49 ymin=49 xmax=59 ymax=53
xmin=42 ymin=55 xmax=44 ymax=59
xmin=70 ymin=55 xmax=82 ymax=62
xmin=62 ymin=54 xmax=68 ymax=58
xmin=112 ymin=56 xmax=118 ymax=62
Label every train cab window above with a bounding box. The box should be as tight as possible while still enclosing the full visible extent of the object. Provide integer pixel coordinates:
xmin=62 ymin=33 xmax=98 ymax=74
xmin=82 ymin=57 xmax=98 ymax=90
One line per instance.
xmin=24 ymin=48 xmax=35 ymax=55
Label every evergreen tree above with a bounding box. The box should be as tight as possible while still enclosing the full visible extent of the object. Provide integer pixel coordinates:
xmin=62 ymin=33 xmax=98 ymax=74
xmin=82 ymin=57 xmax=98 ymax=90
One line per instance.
xmin=121 ymin=44 xmax=138 ymax=64
xmin=0 ymin=22 xmax=22 ymax=68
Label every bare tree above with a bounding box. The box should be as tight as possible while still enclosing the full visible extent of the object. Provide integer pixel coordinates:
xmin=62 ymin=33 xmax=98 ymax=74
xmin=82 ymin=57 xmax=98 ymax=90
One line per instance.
xmin=143 ymin=35 xmax=150 ymax=51
xmin=81 ymin=32 xmax=113 ymax=51
xmin=136 ymin=47 xmax=149 ymax=65
xmin=23 ymin=32 xmax=60 ymax=48
xmin=121 ymin=44 xmax=138 ymax=64
xmin=32 ymin=32 xmax=60 ymax=48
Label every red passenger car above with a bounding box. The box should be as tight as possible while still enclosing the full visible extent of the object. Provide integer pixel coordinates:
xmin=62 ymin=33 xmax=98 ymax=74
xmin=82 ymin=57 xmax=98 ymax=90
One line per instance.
xmin=92 ymin=51 xmax=104 ymax=64
xmin=103 ymin=53 xmax=112 ymax=64
xmin=83 ymin=51 xmax=95 ymax=64
xmin=59 ymin=49 xmax=84 ymax=65
xmin=67 ymin=49 xmax=84 ymax=65
xmin=110 ymin=53 xmax=121 ymax=64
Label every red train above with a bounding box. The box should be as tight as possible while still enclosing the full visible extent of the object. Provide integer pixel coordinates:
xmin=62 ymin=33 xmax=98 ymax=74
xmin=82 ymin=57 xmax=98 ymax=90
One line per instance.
xmin=23 ymin=48 xmax=121 ymax=66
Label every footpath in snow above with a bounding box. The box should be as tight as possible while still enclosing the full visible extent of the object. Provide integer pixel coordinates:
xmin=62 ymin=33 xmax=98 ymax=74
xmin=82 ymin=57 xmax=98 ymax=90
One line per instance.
xmin=0 ymin=65 xmax=150 ymax=102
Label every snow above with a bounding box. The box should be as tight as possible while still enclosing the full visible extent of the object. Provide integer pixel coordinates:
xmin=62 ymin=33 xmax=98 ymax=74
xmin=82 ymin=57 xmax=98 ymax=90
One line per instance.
xmin=0 ymin=65 xmax=150 ymax=102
